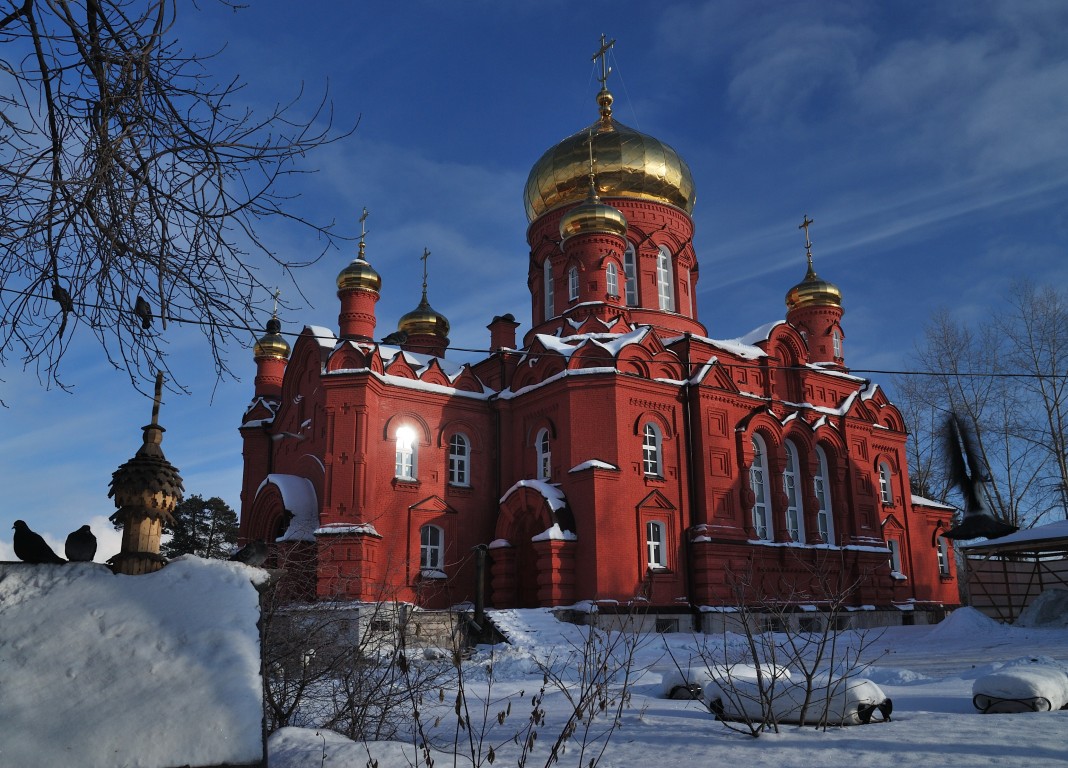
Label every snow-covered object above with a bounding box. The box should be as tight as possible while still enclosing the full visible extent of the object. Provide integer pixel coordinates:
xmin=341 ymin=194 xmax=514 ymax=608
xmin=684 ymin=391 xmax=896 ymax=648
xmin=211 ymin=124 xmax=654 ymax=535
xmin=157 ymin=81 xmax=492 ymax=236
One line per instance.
xmin=972 ymin=657 xmax=1068 ymax=713
xmin=704 ymin=673 xmax=892 ymax=726
xmin=1015 ymin=588 xmax=1068 ymax=629
xmin=0 ymin=558 xmax=266 ymax=767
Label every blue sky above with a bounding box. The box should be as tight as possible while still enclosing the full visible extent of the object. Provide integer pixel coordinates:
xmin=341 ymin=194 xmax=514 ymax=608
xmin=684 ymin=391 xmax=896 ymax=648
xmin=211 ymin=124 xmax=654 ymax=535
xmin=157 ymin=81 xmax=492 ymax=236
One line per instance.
xmin=3 ymin=1 xmax=1068 ymax=560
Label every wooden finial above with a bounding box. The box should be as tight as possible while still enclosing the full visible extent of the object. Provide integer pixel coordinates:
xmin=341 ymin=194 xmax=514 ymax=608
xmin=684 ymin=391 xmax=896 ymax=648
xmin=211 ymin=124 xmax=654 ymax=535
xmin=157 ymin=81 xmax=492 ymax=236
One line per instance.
xmin=150 ymin=371 xmax=163 ymax=427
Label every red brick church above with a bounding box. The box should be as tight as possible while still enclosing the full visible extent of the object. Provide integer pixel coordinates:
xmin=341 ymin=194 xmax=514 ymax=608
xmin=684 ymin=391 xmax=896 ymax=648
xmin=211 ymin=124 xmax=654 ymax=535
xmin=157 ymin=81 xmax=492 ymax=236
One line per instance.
xmin=238 ymin=46 xmax=959 ymax=624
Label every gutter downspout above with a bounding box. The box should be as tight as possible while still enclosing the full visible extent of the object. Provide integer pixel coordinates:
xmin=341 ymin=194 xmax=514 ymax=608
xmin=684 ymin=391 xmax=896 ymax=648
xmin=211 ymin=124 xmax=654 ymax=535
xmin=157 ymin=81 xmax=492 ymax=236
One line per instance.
xmin=680 ymin=333 xmax=702 ymax=632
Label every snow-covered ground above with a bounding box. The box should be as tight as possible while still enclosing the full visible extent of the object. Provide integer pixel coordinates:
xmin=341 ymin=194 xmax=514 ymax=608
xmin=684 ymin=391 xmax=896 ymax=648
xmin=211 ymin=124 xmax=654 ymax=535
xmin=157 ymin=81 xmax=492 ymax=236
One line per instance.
xmin=2 ymin=557 xmax=1066 ymax=768
xmin=270 ymin=602 xmax=1068 ymax=768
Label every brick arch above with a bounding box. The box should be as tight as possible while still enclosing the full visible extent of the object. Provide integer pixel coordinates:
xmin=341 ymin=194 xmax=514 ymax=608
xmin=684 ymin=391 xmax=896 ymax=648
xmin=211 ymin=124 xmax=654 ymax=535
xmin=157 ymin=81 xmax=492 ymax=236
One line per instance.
xmin=382 ymin=412 xmax=431 ymax=444
xmin=633 ymin=409 xmax=674 ymax=440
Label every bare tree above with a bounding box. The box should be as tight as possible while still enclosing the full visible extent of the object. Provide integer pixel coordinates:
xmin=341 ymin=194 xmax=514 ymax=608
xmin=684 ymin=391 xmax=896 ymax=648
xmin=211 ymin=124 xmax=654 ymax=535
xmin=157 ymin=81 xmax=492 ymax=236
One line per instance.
xmin=0 ymin=0 xmax=349 ymax=392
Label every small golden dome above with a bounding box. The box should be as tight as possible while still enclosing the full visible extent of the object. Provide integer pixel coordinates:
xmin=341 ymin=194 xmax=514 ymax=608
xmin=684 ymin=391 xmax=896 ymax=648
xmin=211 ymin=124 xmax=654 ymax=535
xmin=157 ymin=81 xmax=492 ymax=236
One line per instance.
xmin=397 ymin=294 xmax=450 ymax=338
xmin=559 ymin=193 xmax=628 ymax=241
xmin=525 ymin=112 xmax=695 ymax=221
xmin=254 ymin=317 xmax=291 ymax=359
xmin=786 ymin=262 xmax=842 ymax=310
xmin=336 ymin=257 xmax=382 ymax=292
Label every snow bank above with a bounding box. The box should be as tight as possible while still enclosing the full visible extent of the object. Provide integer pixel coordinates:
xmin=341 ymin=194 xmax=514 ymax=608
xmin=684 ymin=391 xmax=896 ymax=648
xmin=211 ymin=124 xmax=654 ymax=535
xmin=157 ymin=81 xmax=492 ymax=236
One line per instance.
xmin=1016 ymin=588 xmax=1068 ymax=628
xmin=927 ymin=606 xmax=1003 ymax=639
xmin=0 ymin=558 xmax=266 ymax=768
xmin=704 ymin=674 xmax=892 ymax=726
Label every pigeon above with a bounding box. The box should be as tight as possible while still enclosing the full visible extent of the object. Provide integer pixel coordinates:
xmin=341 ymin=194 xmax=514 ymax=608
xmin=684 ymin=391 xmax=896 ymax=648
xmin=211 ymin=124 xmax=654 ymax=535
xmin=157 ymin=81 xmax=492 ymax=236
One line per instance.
xmin=12 ymin=520 xmax=66 ymax=564
xmin=134 ymin=295 xmax=153 ymax=329
xmin=942 ymin=413 xmax=1018 ymax=541
xmin=229 ymin=540 xmax=268 ymax=567
xmin=380 ymin=330 xmax=408 ymax=346
xmin=65 ymin=524 xmax=97 ymax=562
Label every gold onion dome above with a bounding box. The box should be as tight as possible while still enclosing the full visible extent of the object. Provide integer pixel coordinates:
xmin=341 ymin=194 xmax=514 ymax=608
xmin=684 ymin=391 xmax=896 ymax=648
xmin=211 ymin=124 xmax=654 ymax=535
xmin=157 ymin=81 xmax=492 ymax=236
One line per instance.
xmin=785 ymin=261 xmax=843 ymax=310
xmin=524 ymin=87 xmax=696 ymax=222
xmin=254 ymin=317 xmax=290 ymax=359
xmin=336 ymin=256 xmax=382 ymax=292
xmin=398 ymin=293 xmax=450 ymax=338
xmin=559 ymin=188 xmax=628 ymax=241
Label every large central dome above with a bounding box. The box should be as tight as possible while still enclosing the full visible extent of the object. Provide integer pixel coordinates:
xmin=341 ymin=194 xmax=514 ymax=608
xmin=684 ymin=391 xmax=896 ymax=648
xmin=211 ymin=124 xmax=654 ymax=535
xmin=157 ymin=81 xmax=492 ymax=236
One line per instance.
xmin=524 ymin=89 xmax=696 ymax=222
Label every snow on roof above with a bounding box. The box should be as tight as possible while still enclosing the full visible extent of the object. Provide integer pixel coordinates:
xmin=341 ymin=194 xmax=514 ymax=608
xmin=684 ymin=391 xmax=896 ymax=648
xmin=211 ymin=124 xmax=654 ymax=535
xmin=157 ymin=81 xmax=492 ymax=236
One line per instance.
xmin=531 ymin=523 xmax=578 ymax=542
xmin=378 ymin=344 xmax=465 ymax=378
xmin=691 ymin=332 xmax=767 ymax=360
xmin=257 ymin=473 xmax=319 ymax=542
xmin=0 ymin=558 xmax=265 ymax=768
xmin=306 ymin=324 xmax=337 ymax=350
xmin=736 ymin=320 xmax=784 ymax=345
xmin=911 ymin=494 xmax=957 ymax=511
xmin=960 ymin=520 xmax=1068 ymax=553
xmin=500 ymin=478 xmax=567 ymax=511
xmin=314 ymin=523 xmax=382 ymax=537
xmin=569 ymin=459 xmax=620 ymax=472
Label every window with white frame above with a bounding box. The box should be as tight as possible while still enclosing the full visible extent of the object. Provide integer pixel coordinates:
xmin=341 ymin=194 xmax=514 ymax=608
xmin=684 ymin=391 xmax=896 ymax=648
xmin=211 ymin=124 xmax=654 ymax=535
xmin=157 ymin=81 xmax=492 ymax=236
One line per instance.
xmin=656 ymin=245 xmax=675 ymax=311
xmin=568 ymin=265 xmax=579 ymax=302
xmin=937 ymin=536 xmax=951 ymax=576
xmin=624 ymin=242 xmax=638 ymax=306
xmin=395 ymin=425 xmax=417 ymax=481
xmin=448 ymin=433 xmax=470 ymax=486
xmin=887 ymin=538 xmax=902 ymax=573
xmin=783 ymin=440 xmax=804 ymax=542
xmin=832 ymin=328 xmax=842 ymax=358
xmin=646 ymin=520 xmax=666 ymax=568
xmin=814 ymin=446 xmax=834 ymax=544
xmin=536 ymin=428 xmax=551 ymax=480
xmin=606 ymin=262 xmax=619 ymax=297
xmin=750 ymin=435 xmax=772 ymax=540
xmin=543 ymin=260 xmax=554 ymax=319
xmin=879 ymin=461 xmax=894 ymax=504
xmin=642 ymin=423 xmax=662 ymax=477
xmin=420 ymin=524 xmax=444 ymax=570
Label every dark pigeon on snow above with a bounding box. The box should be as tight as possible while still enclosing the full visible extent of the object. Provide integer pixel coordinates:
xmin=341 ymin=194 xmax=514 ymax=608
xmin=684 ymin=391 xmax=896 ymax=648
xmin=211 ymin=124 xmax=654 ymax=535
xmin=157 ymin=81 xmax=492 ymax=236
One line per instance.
xmin=229 ymin=540 xmax=268 ymax=567
xmin=65 ymin=524 xmax=97 ymax=562
xmin=942 ymin=413 xmax=1018 ymax=541
xmin=12 ymin=520 xmax=66 ymax=564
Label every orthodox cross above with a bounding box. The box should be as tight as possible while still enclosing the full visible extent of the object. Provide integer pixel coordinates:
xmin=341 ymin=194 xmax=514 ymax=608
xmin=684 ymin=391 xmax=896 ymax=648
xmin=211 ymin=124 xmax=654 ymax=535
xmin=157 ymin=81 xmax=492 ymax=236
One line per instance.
xmin=358 ymin=207 xmax=369 ymax=258
xmin=592 ymin=34 xmax=615 ymax=89
xmin=271 ymin=288 xmax=280 ymax=318
xmin=420 ymin=247 xmax=431 ymax=296
xmin=799 ymin=214 xmax=815 ymax=261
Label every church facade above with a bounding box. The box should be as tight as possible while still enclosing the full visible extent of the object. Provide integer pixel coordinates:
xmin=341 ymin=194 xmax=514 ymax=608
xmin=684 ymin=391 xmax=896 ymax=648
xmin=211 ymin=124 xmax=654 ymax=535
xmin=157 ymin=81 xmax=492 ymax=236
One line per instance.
xmin=238 ymin=59 xmax=959 ymax=625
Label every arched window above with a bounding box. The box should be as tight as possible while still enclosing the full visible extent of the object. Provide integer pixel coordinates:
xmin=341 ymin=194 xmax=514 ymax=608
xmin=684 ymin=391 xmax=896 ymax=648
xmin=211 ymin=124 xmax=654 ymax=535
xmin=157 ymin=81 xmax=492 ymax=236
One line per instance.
xmin=656 ymin=245 xmax=675 ymax=311
xmin=623 ymin=242 xmax=638 ymax=306
xmin=814 ymin=446 xmax=834 ymax=543
xmin=543 ymin=260 xmax=554 ymax=319
xmin=832 ymin=329 xmax=842 ymax=358
xmin=448 ymin=433 xmax=470 ymax=486
xmin=420 ymin=524 xmax=444 ymax=570
xmin=606 ymin=262 xmax=619 ymax=298
xmin=783 ymin=440 xmax=804 ymax=542
xmin=887 ymin=538 xmax=902 ymax=574
xmin=568 ymin=265 xmax=579 ymax=302
xmin=536 ymin=428 xmax=551 ymax=481
xmin=395 ymin=425 xmax=418 ymax=481
xmin=685 ymin=267 xmax=694 ymax=317
xmin=642 ymin=423 xmax=662 ymax=477
xmin=879 ymin=461 xmax=894 ymax=504
xmin=937 ymin=536 xmax=951 ymax=576
xmin=750 ymin=435 xmax=772 ymax=540
xmin=646 ymin=521 xmax=666 ymax=568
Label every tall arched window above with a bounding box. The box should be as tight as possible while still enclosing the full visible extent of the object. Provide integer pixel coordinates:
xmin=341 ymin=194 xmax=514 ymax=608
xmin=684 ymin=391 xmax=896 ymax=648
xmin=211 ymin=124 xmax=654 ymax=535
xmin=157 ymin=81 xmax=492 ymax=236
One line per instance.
xmin=606 ymin=262 xmax=619 ymax=298
xmin=536 ymin=428 xmax=551 ymax=480
xmin=656 ymin=245 xmax=675 ymax=311
xmin=395 ymin=425 xmax=418 ymax=481
xmin=623 ymin=242 xmax=638 ymax=306
xmin=937 ymin=536 xmax=951 ymax=576
xmin=879 ymin=461 xmax=894 ymax=504
xmin=783 ymin=440 xmax=804 ymax=542
xmin=642 ymin=423 xmax=662 ymax=477
xmin=832 ymin=328 xmax=843 ymax=358
xmin=814 ymin=446 xmax=834 ymax=543
xmin=750 ymin=435 xmax=772 ymax=540
xmin=448 ymin=433 xmax=470 ymax=486
xmin=420 ymin=524 xmax=444 ymax=570
xmin=646 ymin=521 xmax=666 ymax=568
xmin=568 ymin=265 xmax=579 ymax=302
xmin=543 ymin=260 xmax=554 ymax=319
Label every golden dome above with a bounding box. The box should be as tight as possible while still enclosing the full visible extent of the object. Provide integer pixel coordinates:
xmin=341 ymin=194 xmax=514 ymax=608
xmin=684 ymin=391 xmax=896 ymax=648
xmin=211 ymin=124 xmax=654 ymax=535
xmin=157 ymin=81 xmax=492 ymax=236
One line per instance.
xmin=785 ymin=260 xmax=842 ymax=310
xmin=524 ymin=93 xmax=695 ymax=221
xmin=398 ymin=294 xmax=450 ymax=338
xmin=254 ymin=317 xmax=291 ymax=359
xmin=336 ymin=257 xmax=382 ymax=292
xmin=559 ymin=190 xmax=628 ymax=241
